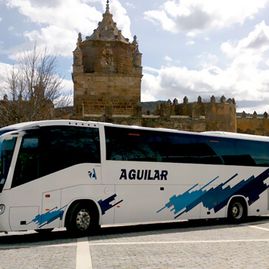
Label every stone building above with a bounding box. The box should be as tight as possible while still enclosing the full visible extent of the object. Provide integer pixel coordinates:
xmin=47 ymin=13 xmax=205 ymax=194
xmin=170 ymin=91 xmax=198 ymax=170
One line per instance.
xmin=2 ymin=0 xmax=268 ymax=135
xmin=72 ymin=0 xmax=142 ymax=121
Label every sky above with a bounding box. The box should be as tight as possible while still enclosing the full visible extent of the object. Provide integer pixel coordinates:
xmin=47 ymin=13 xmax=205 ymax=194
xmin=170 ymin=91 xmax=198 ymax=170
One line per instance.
xmin=0 ymin=0 xmax=269 ymax=113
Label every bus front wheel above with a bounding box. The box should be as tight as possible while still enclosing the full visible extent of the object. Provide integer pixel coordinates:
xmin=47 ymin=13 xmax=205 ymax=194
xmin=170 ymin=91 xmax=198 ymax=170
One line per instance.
xmin=228 ymin=198 xmax=247 ymax=223
xmin=65 ymin=202 xmax=99 ymax=235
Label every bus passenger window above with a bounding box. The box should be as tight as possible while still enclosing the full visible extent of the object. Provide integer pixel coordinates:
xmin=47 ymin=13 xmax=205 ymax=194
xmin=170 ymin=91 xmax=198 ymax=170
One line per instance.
xmin=105 ymin=127 xmax=161 ymax=162
xmin=39 ymin=126 xmax=100 ymax=177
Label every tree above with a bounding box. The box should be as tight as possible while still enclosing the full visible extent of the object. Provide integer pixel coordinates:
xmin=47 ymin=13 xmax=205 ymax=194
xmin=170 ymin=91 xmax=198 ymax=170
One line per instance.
xmin=0 ymin=46 xmax=70 ymax=126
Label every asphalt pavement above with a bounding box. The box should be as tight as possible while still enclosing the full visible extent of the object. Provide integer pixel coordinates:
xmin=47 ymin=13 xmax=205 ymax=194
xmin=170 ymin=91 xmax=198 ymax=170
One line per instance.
xmin=0 ymin=217 xmax=269 ymax=269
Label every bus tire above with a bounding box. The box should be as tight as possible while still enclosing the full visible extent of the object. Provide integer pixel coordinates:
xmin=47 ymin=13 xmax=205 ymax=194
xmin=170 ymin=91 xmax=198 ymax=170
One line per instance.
xmin=65 ymin=201 xmax=99 ymax=236
xmin=228 ymin=198 xmax=247 ymax=223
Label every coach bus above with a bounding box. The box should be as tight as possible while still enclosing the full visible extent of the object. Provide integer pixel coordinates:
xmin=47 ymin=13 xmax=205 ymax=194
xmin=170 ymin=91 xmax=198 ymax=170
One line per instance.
xmin=0 ymin=120 xmax=269 ymax=235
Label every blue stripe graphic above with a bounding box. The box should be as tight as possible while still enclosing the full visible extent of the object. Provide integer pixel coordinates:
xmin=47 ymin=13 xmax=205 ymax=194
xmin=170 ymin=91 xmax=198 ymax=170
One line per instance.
xmin=158 ymin=168 xmax=269 ymax=218
xmin=30 ymin=206 xmax=67 ymax=228
xmin=98 ymin=194 xmax=123 ymax=215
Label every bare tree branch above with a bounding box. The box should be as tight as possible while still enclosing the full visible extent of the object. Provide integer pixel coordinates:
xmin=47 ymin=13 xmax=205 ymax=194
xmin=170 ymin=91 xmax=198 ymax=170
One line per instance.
xmin=0 ymin=46 xmax=70 ymax=126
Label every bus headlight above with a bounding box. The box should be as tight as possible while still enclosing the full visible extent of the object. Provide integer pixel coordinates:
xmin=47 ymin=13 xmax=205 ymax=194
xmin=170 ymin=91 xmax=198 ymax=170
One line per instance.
xmin=0 ymin=204 xmax=5 ymax=215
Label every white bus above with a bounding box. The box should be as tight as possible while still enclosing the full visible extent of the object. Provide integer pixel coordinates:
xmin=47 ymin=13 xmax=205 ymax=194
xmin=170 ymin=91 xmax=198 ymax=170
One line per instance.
xmin=0 ymin=120 xmax=269 ymax=235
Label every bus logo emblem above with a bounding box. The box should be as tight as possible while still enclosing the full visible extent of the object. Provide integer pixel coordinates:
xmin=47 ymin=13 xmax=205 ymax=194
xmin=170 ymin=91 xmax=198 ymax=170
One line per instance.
xmin=88 ymin=168 xmax=97 ymax=180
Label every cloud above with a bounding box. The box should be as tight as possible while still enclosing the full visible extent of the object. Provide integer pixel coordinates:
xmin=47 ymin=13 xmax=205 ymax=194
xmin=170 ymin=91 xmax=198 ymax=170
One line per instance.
xmin=221 ymin=21 xmax=269 ymax=58
xmin=8 ymin=26 xmax=15 ymax=31
xmin=28 ymin=0 xmax=62 ymax=8
xmin=23 ymin=26 xmax=76 ymax=57
xmin=4 ymin=0 xmax=132 ymax=58
xmin=59 ymin=78 xmax=73 ymax=106
xmin=144 ymin=9 xmax=177 ymax=33
xmin=144 ymin=0 xmax=269 ymax=35
xmin=141 ymin=67 xmax=162 ymax=101
xmin=5 ymin=0 xmax=101 ymax=57
xmin=6 ymin=0 xmax=101 ymax=31
xmin=125 ymin=2 xmax=135 ymax=9
xmin=141 ymin=21 xmax=269 ymax=113
xmin=186 ymin=40 xmax=195 ymax=46
xmin=0 ymin=63 xmax=14 ymax=98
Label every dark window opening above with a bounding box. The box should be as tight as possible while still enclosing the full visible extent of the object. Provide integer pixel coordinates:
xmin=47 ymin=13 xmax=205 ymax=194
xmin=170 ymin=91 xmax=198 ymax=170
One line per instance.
xmin=12 ymin=126 xmax=100 ymax=188
xmin=105 ymin=126 xmax=269 ymax=167
xmin=0 ymin=137 xmax=17 ymax=192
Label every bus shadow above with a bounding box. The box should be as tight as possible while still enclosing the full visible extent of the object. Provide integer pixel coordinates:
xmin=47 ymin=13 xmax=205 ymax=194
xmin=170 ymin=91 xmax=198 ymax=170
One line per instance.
xmin=0 ymin=229 xmax=70 ymax=249
xmin=0 ymin=216 xmax=269 ymax=248
xmin=94 ymin=216 xmax=269 ymax=239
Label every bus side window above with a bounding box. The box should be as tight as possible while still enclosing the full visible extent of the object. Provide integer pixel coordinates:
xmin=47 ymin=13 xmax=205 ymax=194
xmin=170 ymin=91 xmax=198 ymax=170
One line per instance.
xmin=105 ymin=127 xmax=161 ymax=162
xmin=39 ymin=126 xmax=101 ymax=177
xmin=12 ymin=136 xmax=39 ymax=188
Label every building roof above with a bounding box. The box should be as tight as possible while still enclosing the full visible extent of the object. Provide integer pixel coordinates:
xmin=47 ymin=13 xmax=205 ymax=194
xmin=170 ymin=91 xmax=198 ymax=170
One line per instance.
xmin=87 ymin=0 xmax=129 ymax=43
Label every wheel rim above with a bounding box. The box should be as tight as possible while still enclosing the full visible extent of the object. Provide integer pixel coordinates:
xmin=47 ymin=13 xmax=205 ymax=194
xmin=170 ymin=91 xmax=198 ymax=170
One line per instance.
xmin=231 ymin=202 xmax=243 ymax=220
xmin=76 ymin=209 xmax=91 ymax=231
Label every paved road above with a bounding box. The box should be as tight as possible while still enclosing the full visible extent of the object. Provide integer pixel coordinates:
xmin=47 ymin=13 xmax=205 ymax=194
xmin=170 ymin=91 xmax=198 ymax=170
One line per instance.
xmin=0 ymin=217 xmax=269 ymax=269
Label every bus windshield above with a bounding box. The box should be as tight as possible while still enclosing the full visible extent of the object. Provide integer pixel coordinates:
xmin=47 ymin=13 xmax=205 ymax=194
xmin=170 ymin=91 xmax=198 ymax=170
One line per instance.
xmin=0 ymin=136 xmax=17 ymax=192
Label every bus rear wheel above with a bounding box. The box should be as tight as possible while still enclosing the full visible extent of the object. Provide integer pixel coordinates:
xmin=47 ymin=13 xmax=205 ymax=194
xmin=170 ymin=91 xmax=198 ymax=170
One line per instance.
xmin=228 ymin=198 xmax=247 ymax=223
xmin=66 ymin=202 xmax=98 ymax=236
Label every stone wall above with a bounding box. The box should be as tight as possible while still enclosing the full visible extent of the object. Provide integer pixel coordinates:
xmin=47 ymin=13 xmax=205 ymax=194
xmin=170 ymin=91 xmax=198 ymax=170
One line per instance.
xmin=151 ymin=95 xmax=237 ymax=132
xmin=68 ymin=95 xmax=237 ymax=133
xmin=73 ymin=73 xmax=141 ymax=117
xmin=48 ymin=96 xmax=269 ymax=136
xmin=237 ymin=112 xmax=269 ymax=136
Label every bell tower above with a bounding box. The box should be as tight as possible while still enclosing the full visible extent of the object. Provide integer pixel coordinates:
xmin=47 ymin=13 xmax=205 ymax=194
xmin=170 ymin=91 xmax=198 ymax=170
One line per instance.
xmin=72 ymin=0 xmax=142 ymax=119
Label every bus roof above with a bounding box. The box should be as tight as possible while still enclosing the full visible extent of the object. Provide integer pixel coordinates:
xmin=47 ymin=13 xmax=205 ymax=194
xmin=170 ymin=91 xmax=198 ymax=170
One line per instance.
xmin=0 ymin=120 xmax=99 ymax=132
xmin=1 ymin=119 xmax=269 ymax=142
xmin=202 ymin=131 xmax=269 ymax=142
xmin=102 ymin=122 xmax=269 ymax=142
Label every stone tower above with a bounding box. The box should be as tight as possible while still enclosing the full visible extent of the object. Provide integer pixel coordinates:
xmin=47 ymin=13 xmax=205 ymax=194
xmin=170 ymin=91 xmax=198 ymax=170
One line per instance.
xmin=72 ymin=0 xmax=143 ymax=120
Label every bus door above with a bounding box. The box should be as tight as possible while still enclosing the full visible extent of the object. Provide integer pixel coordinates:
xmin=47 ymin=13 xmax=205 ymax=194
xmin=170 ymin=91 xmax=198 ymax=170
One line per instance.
xmin=5 ymin=132 xmax=41 ymax=231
